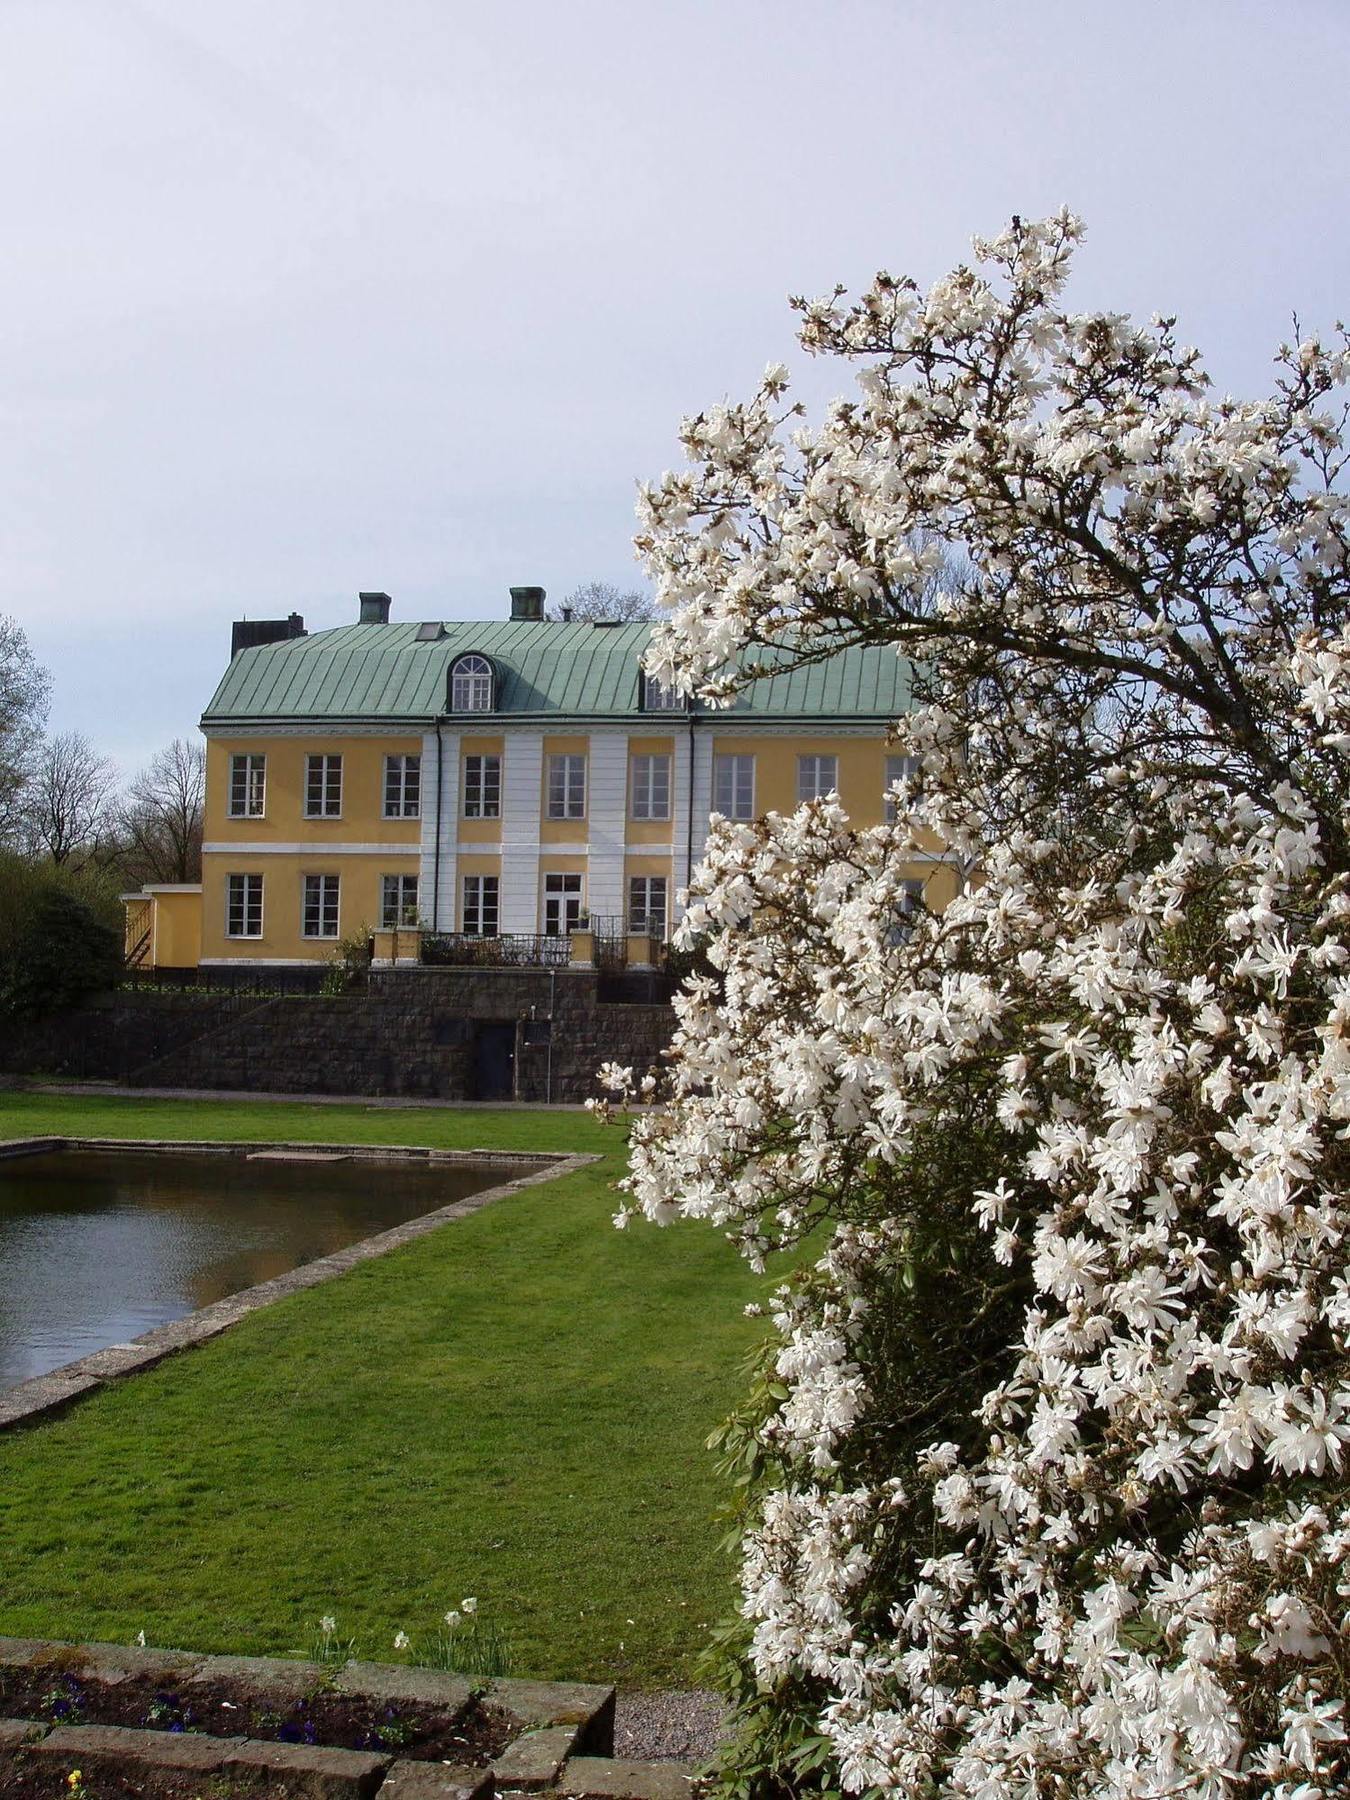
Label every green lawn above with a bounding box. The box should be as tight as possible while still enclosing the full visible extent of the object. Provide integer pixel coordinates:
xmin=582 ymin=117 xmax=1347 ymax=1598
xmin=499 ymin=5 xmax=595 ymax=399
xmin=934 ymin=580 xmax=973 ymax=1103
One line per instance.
xmin=0 ymin=1092 xmax=767 ymax=1687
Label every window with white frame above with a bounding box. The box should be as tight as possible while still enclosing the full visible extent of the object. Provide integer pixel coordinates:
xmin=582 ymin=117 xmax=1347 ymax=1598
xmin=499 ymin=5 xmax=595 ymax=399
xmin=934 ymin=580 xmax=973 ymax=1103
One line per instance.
xmin=629 ymin=753 xmax=671 ymax=820
xmin=546 ymin=754 xmax=586 ymax=820
xmin=462 ymin=754 xmax=501 ymax=819
xmin=226 ymin=872 xmax=263 ymax=938
xmin=542 ymin=872 xmax=583 ymax=935
xmin=628 ymin=875 xmax=668 ymax=938
xmin=380 ymin=873 xmax=419 ymax=927
xmin=462 ymin=874 xmax=499 ymax=936
xmin=305 ymin=754 xmax=343 ymax=818
xmin=642 ymin=672 xmax=682 ymax=712
xmin=884 ymin=754 xmax=920 ymax=822
xmin=713 ymin=753 xmax=755 ymax=820
xmin=228 ymin=753 xmax=266 ymax=818
xmin=450 ymin=654 xmax=493 ymax=712
xmin=302 ymin=873 xmax=340 ymax=938
xmin=383 ymin=754 xmax=421 ymax=818
xmin=797 ymin=754 xmax=839 ymax=802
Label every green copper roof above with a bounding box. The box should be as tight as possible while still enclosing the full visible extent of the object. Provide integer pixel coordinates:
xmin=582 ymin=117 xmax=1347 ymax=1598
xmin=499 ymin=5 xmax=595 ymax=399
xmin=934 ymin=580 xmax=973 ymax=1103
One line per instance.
xmin=202 ymin=619 xmax=911 ymax=726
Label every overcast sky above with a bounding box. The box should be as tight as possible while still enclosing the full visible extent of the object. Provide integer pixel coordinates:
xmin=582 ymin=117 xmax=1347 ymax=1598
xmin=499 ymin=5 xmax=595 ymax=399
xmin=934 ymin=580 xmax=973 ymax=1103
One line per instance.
xmin=3 ymin=0 xmax=1348 ymax=775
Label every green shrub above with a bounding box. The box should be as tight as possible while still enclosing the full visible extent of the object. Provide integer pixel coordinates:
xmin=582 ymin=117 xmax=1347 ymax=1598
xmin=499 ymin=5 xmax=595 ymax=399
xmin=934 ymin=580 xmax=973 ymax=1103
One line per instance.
xmin=0 ymin=883 xmax=123 ymax=1019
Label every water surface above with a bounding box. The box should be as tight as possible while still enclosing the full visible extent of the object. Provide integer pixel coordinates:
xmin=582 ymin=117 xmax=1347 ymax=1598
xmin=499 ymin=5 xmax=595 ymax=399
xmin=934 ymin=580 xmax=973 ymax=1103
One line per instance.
xmin=0 ymin=1147 xmax=531 ymax=1390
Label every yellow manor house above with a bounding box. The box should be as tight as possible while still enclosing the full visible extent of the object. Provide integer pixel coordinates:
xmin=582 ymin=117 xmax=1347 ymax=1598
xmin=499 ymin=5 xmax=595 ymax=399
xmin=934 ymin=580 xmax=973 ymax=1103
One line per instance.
xmin=125 ymin=587 xmax=956 ymax=972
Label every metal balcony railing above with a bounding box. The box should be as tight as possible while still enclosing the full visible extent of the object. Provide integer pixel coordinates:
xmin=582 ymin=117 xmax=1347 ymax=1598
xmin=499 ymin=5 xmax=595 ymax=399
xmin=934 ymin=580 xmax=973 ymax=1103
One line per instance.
xmin=421 ymin=931 xmax=572 ymax=969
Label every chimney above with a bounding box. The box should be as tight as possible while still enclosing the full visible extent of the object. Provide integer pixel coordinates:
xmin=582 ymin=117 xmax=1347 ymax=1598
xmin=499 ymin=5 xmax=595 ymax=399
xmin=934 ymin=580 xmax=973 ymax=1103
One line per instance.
xmin=509 ymin=585 xmax=545 ymax=622
xmin=359 ymin=591 xmax=392 ymax=624
xmin=230 ymin=612 xmax=306 ymax=659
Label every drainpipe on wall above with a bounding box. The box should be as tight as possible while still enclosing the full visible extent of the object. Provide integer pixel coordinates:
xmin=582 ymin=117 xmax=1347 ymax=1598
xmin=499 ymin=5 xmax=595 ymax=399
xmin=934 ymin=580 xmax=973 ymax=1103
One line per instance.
xmin=432 ymin=718 xmax=444 ymax=931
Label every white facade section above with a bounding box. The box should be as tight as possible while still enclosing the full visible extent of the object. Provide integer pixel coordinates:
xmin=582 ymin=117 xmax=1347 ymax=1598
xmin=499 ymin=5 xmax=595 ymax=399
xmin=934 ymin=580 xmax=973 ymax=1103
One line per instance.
xmin=500 ymin=731 xmax=544 ymax=932
xmin=691 ymin=729 xmax=715 ymax=868
xmin=410 ymin=719 xmax=899 ymax=939
xmin=670 ymin=727 xmax=694 ymax=913
xmin=418 ymin=728 xmax=460 ymax=931
xmin=585 ymin=732 xmax=628 ymax=924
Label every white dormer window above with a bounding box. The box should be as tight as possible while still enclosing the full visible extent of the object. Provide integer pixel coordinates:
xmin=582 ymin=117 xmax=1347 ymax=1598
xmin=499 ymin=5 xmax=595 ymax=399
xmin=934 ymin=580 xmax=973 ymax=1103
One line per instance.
xmin=450 ymin=653 xmax=494 ymax=712
xmin=642 ymin=671 xmax=681 ymax=712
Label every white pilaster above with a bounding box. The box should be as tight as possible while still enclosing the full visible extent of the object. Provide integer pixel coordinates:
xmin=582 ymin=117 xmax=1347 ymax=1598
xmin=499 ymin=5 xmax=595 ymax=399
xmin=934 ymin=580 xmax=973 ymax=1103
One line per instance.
xmin=586 ymin=732 xmax=627 ymax=925
xmin=501 ymin=731 xmax=544 ymax=932
xmin=691 ymin=728 xmax=715 ymax=865
xmin=671 ymin=725 xmax=694 ymax=919
xmin=419 ymin=728 xmax=459 ymax=932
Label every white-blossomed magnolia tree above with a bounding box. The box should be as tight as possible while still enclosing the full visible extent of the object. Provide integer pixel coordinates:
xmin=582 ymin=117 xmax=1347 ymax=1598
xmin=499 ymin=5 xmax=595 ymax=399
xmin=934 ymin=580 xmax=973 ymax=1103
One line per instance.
xmin=594 ymin=215 xmax=1350 ymax=1799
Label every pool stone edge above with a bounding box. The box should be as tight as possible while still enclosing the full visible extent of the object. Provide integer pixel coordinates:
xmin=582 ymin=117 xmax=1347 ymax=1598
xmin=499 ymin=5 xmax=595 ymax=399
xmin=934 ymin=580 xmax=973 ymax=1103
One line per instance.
xmin=0 ymin=1139 xmax=599 ymax=1432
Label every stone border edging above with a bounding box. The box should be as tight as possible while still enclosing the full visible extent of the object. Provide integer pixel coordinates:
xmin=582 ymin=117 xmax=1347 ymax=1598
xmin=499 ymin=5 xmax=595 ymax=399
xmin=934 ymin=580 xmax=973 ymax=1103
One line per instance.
xmin=0 ymin=1139 xmax=599 ymax=1433
xmin=0 ymin=1637 xmax=692 ymax=1800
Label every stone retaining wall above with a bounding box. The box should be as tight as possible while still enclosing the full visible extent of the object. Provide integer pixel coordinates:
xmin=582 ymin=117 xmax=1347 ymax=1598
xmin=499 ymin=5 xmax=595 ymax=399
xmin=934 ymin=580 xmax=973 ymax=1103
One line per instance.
xmin=0 ymin=991 xmax=270 ymax=1084
xmin=0 ymin=1637 xmax=690 ymax=1800
xmin=0 ymin=971 xmax=674 ymax=1104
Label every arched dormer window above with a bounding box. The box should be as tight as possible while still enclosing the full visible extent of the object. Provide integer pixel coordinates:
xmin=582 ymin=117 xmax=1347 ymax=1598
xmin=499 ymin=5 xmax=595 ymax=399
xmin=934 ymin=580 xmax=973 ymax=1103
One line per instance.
xmin=641 ymin=670 xmax=682 ymax=712
xmin=450 ymin=653 xmax=494 ymax=712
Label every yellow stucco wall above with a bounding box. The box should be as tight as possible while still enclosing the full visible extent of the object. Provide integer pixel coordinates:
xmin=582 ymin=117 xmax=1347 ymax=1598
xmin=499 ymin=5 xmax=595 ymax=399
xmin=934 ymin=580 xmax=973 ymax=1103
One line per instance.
xmin=175 ymin=725 xmax=959 ymax=963
xmin=710 ymin=733 xmax=895 ymax=824
xmin=199 ymin=851 xmax=418 ymax=962
xmin=200 ymin=733 xmax=423 ymax=961
xmin=204 ymin=736 xmax=423 ymax=847
xmin=152 ymin=889 xmax=203 ymax=968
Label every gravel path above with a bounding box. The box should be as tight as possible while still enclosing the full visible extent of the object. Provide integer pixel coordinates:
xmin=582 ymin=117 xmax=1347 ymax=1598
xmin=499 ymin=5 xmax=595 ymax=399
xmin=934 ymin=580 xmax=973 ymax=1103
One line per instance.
xmin=614 ymin=1689 xmax=727 ymax=1765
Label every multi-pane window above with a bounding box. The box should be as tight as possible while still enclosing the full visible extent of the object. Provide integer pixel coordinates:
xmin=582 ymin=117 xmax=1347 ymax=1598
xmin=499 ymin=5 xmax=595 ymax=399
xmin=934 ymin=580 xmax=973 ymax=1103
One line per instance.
xmin=302 ymin=873 xmax=340 ymax=938
xmin=305 ymin=754 xmax=343 ymax=817
xmin=630 ymin=753 xmax=671 ymax=821
xmin=226 ymin=873 xmax=263 ymax=938
xmin=643 ymin=673 xmax=681 ymax=712
xmin=384 ymin=755 xmax=421 ymax=819
xmin=713 ymin=753 xmax=755 ymax=820
xmin=450 ymin=654 xmax=493 ymax=712
xmin=885 ymin=754 xmax=920 ymax=822
xmin=546 ymin=754 xmax=586 ymax=820
xmin=797 ymin=754 xmax=839 ymax=802
xmin=228 ymin=754 xmax=266 ymax=818
xmin=462 ymin=874 xmax=500 ymax=936
xmin=463 ymin=754 xmax=502 ymax=819
xmin=628 ymin=875 xmax=668 ymax=939
xmin=542 ymin=872 xmax=583 ymax=935
xmin=380 ymin=873 xmax=419 ymax=927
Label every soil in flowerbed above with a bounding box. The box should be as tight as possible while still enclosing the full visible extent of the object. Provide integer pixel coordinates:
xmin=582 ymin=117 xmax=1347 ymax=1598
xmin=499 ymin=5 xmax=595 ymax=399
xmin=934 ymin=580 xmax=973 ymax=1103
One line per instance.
xmin=0 ymin=1662 xmax=515 ymax=1762
xmin=0 ymin=1762 xmax=263 ymax=1799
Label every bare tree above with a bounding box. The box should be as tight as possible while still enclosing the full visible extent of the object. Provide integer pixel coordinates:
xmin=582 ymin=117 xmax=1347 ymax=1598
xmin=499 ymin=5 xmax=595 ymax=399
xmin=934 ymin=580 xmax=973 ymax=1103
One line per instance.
xmin=0 ymin=616 xmax=50 ymax=847
xmin=548 ymin=581 xmax=658 ymax=623
xmin=120 ymin=738 xmax=205 ymax=884
xmin=29 ymin=731 xmax=116 ymax=866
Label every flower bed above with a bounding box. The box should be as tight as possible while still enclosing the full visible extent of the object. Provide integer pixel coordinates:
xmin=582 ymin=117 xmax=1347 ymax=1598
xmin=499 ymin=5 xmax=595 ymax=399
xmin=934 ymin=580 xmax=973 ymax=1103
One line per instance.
xmin=0 ymin=1638 xmax=652 ymax=1800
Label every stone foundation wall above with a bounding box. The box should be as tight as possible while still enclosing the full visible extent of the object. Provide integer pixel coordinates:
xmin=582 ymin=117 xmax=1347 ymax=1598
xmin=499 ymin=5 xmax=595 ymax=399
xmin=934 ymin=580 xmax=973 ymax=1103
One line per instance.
xmin=0 ymin=971 xmax=675 ymax=1103
xmin=0 ymin=992 xmax=272 ymax=1084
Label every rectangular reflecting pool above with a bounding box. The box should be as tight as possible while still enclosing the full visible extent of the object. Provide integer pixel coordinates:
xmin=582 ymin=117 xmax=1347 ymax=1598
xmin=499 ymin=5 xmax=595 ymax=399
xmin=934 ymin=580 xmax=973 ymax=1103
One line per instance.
xmin=0 ymin=1143 xmax=540 ymax=1391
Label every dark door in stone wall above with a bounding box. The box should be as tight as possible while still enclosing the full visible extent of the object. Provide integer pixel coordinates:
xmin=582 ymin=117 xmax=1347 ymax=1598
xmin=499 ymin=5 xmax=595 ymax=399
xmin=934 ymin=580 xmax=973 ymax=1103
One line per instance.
xmin=473 ymin=1022 xmax=516 ymax=1100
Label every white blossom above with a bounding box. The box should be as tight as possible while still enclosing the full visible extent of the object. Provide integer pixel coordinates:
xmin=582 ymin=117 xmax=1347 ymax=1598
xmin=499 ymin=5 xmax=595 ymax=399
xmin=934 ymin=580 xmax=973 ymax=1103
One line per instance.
xmin=604 ymin=214 xmax=1350 ymax=1799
